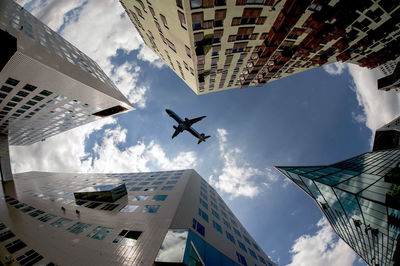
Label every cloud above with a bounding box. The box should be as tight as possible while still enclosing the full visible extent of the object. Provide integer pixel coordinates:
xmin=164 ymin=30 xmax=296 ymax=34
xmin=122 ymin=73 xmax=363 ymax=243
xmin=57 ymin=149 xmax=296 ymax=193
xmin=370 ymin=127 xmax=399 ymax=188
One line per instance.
xmin=137 ymin=45 xmax=165 ymax=69
xmin=287 ymin=217 xmax=358 ymax=266
xmin=111 ymin=62 xmax=148 ymax=109
xmin=347 ymin=64 xmax=400 ymax=144
xmin=11 ymin=121 xmax=197 ymax=174
xmin=351 ymin=111 xmax=366 ymax=124
xmin=323 ymin=62 xmax=347 ymax=75
xmin=208 ymin=129 xmax=274 ymax=198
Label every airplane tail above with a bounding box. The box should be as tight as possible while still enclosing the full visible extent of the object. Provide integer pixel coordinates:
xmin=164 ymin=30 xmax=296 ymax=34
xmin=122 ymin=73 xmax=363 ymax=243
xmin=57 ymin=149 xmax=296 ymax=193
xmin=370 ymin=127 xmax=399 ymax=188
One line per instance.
xmin=198 ymin=134 xmax=211 ymax=144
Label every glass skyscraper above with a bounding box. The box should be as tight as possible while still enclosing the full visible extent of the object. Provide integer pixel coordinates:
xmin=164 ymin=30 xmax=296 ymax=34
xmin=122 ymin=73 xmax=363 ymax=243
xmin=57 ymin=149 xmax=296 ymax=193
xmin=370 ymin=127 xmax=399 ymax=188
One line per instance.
xmin=277 ymin=149 xmax=400 ymax=265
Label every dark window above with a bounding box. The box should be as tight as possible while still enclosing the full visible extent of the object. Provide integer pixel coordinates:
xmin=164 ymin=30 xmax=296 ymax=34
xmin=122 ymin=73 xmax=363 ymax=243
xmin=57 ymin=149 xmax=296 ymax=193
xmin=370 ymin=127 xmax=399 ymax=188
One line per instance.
xmin=1 ymin=85 xmax=13 ymax=93
xmin=5 ymin=239 xmax=27 ymax=254
xmin=101 ymin=203 xmax=119 ymax=211
xmin=17 ymin=91 xmax=29 ymax=97
xmin=7 ymin=102 xmax=17 ymax=107
xmin=32 ymin=95 xmax=44 ymax=101
xmin=11 ymin=96 xmax=22 ymax=102
xmin=39 ymin=90 xmax=53 ymax=96
xmin=23 ymin=84 xmax=37 ymax=92
xmin=113 ymin=230 xmax=142 ymax=245
xmin=5 ymin=78 xmax=19 ymax=86
xmin=176 ymin=0 xmax=183 ymax=8
xmin=0 ymin=92 xmax=7 ymax=98
xmin=160 ymin=14 xmax=168 ymax=28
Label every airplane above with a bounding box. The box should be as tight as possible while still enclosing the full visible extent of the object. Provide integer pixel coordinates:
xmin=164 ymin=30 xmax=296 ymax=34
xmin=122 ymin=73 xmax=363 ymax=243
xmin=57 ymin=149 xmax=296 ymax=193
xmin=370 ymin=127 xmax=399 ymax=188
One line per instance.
xmin=165 ymin=109 xmax=210 ymax=144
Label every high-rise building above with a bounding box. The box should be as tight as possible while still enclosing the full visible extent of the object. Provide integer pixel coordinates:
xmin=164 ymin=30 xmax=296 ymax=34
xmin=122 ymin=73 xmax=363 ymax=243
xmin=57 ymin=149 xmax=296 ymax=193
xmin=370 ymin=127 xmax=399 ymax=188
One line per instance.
xmin=377 ymin=61 xmax=400 ymax=92
xmin=0 ymin=169 xmax=275 ymax=266
xmin=0 ymin=0 xmax=134 ymax=146
xmin=0 ymin=0 xmax=134 ymax=181
xmin=373 ymin=116 xmax=400 ymax=151
xmin=119 ymin=0 xmax=400 ymax=95
xmin=276 ymin=119 xmax=400 ymax=265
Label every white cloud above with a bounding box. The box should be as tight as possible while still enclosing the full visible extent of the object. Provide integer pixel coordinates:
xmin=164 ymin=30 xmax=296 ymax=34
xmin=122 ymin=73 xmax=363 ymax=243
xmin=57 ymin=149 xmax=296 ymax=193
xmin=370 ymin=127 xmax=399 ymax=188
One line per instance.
xmin=287 ymin=217 xmax=358 ymax=266
xmin=137 ymin=45 xmax=165 ymax=69
xmin=351 ymin=111 xmax=366 ymax=124
xmin=111 ymin=62 xmax=148 ymax=109
xmin=208 ymin=129 xmax=274 ymax=198
xmin=323 ymin=62 xmax=347 ymax=75
xmin=10 ymin=121 xmax=197 ymax=174
xmin=348 ymin=64 xmax=400 ymax=145
xmin=22 ymin=0 xmax=166 ymax=108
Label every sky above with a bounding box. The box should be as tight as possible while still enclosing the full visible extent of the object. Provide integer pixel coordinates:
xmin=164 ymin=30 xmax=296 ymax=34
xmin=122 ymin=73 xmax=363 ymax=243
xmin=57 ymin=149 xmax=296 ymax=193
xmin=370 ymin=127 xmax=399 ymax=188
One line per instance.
xmin=9 ymin=0 xmax=400 ymax=265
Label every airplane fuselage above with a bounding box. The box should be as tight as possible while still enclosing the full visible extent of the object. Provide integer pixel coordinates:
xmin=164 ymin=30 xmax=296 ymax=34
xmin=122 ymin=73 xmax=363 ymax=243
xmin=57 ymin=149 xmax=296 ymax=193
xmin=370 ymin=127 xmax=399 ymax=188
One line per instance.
xmin=165 ymin=109 xmax=209 ymax=143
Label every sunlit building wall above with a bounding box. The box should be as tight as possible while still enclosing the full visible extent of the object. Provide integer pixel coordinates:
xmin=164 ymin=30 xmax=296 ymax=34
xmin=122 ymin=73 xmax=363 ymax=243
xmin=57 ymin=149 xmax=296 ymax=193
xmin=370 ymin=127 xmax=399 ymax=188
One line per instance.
xmin=277 ymin=149 xmax=400 ymax=266
xmin=0 ymin=169 xmax=275 ymax=266
xmin=0 ymin=0 xmax=134 ymax=146
xmin=120 ymin=0 xmax=400 ymax=94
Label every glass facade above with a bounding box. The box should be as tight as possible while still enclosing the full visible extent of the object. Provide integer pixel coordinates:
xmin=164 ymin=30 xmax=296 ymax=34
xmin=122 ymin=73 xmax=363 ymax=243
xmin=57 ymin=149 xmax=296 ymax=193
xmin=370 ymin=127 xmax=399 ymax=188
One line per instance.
xmin=277 ymin=149 xmax=400 ymax=266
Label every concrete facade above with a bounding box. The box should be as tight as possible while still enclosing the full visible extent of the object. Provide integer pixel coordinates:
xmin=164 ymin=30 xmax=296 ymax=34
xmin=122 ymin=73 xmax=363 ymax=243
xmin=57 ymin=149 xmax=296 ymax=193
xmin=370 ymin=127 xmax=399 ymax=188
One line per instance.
xmin=0 ymin=0 xmax=134 ymax=146
xmin=0 ymin=169 xmax=275 ymax=266
xmin=120 ymin=0 xmax=400 ymax=95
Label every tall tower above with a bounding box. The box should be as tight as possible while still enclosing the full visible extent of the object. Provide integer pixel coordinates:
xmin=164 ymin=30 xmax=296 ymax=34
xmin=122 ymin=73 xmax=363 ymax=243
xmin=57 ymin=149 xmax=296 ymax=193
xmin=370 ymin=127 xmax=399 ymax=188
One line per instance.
xmin=276 ymin=116 xmax=400 ymax=265
xmin=120 ymin=0 xmax=400 ymax=95
xmin=0 ymin=0 xmax=134 ymax=181
xmin=0 ymin=169 xmax=275 ymax=266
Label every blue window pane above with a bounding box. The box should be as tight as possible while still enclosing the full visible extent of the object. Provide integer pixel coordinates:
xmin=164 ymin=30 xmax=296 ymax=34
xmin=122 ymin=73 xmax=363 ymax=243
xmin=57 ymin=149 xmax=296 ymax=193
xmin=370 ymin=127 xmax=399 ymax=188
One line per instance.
xmin=152 ymin=195 xmax=168 ymax=201
xmin=143 ymin=205 xmax=160 ymax=213
xmin=132 ymin=195 xmax=148 ymax=201
xmin=196 ymin=222 xmax=205 ymax=236
xmin=130 ymin=187 xmax=143 ymax=191
xmin=161 ymin=186 xmax=174 ymax=191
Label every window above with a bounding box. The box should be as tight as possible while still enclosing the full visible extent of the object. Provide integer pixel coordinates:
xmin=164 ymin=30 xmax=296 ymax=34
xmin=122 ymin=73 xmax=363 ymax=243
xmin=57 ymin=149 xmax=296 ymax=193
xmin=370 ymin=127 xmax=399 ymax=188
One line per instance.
xmin=113 ymin=230 xmax=142 ymax=246
xmin=1 ymin=85 xmax=13 ymax=93
xmin=252 ymin=242 xmax=260 ymax=251
xmin=101 ymin=204 xmax=119 ymax=211
xmin=212 ymin=221 xmax=222 ymax=233
xmin=166 ymin=39 xmax=176 ymax=53
xmin=29 ymin=210 xmax=45 ymax=217
xmin=51 ymin=218 xmax=72 ymax=228
xmin=161 ymin=185 xmax=173 ymax=191
xmin=149 ymin=6 xmax=156 ymax=19
xmin=5 ymin=239 xmax=26 ymax=254
xmin=223 ymin=219 xmax=231 ymax=229
xmin=238 ymin=240 xmax=247 ymax=252
xmin=131 ymin=196 xmax=148 ymax=204
xmin=211 ymin=209 xmax=220 ymax=220
xmin=213 ymin=29 xmax=223 ymax=43
xmin=166 ymin=180 xmax=177 ymax=184
xmin=191 ymin=0 xmax=201 ymax=9
xmin=152 ymin=195 xmax=168 ymax=201
xmin=226 ymin=231 xmax=235 ymax=243
xmin=139 ymin=181 xmax=150 ymax=185
xmin=199 ymin=198 xmax=208 ymax=209
xmin=249 ymin=248 xmax=257 ymax=259
xmin=39 ymin=90 xmax=52 ymax=96
xmin=21 ymin=206 xmax=35 ymax=213
xmin=38 ymin=213 xmax=56 ymax=222
xmin=234 ymin=227 xmax=242 ymax=238
xmin=17 ymin=91 xmax=29 ymax=97
xmin=192 ymin=12 xmax=203 ymax=30
xmin=152 ymin=181 xmax=163 ymax=185
xmin=5 ymin=78 xmax=19 ymax=86
xmin=236 ymin=252 xmax=247 ymax=265
xmin=192 ymin=218 xmax=205 ymax=236
xmin=120 ymin=205 xmax=139 ymax=212
xmin=185 ymin=45 xmax=191 ymax=58
xmin=160 ymin=14 xmax=168 ymax=28
xmin=143 ymin=205 xmax=160 ymax=213
xmin=214 ymin=9 xmax=226 ymax=27
xmin=176 ymin=0 xmax=183 ymax=8
xmin=67 ymin=222 xmax=91 ymax=234
xmin=23 ymin=84 xmax=37 ymax=92
xmin=87 ymin=226 xmax=112 ymax=240
xmin=178 ymin=11 xmax=187 ymax=29
xmin=130 ymin=186 xmax=143 ymax=191
xmin=198 ymin=208 xmax=209 ymax=222
xmin=144 ymin=186 xmax=157 ymax=191
xmin=244 ymin=236 xmax=251 ymax=245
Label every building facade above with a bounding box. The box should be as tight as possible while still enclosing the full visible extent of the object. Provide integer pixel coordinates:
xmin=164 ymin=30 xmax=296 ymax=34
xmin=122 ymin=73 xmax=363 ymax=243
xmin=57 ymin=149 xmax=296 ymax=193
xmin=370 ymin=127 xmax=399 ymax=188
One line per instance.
xmin=0 ymin=0 xmax=134 ymax=147
xmin=373 ymin=116 xmax=400 ymax=151
xmin=276 ymin=149 xmax=400 ymax=265
xmin=120 ymin=0 xmax=400 ymax=95
xmin=0 ymin=169 xmax=275 ymax=266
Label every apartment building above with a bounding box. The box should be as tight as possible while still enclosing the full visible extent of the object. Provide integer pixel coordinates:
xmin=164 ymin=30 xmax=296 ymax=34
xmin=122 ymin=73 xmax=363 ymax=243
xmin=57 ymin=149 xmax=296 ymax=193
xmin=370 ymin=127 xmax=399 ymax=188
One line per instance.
xmin=120 ymin=0 xmax=400 ymax=94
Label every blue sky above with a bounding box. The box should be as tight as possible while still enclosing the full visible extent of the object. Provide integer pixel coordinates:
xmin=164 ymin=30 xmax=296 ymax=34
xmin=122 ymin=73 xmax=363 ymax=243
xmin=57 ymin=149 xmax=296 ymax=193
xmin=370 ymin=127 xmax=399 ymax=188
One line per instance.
xmin=10 ymin=0 xmax=400 ymax=265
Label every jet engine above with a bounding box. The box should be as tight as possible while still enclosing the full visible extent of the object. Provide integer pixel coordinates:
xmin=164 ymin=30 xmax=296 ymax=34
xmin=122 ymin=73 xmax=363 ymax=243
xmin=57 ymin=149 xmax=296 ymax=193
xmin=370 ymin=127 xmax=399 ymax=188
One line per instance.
xmin=173 ymin=125 xmax=178 ymax=130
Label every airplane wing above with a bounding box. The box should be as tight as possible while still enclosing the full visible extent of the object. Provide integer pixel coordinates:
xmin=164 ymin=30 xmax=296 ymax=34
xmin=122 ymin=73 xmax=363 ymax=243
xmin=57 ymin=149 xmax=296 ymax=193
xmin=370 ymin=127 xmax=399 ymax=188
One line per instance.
xmin=171 ymin=128 xmax=181 ymax=139
xmin=188 ymin=116 xmax=206 ymax=126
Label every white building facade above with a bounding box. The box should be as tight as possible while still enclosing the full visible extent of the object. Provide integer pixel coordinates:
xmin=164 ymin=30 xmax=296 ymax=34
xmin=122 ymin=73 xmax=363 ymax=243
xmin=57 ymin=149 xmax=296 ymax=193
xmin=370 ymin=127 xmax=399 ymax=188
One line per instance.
xmin=0 ymin=0 xmax=134 ymax=181
xmin=0 ymin=169 xmax=275 ymax=266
